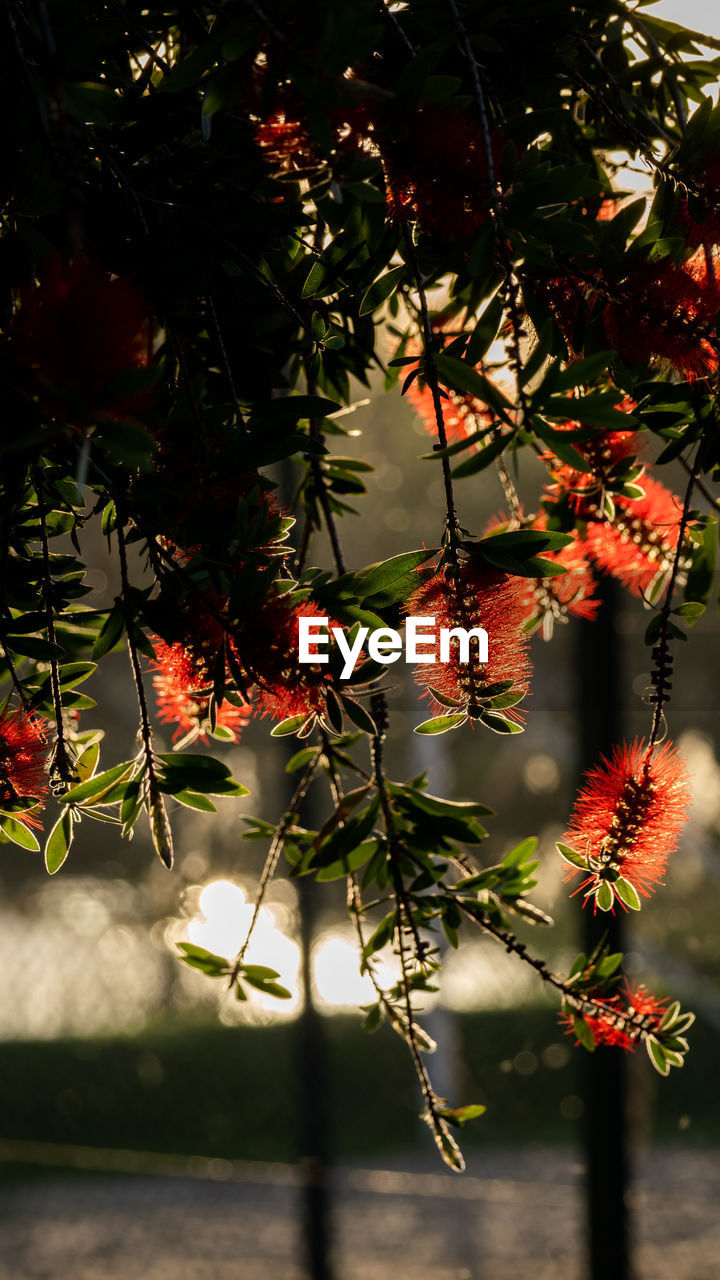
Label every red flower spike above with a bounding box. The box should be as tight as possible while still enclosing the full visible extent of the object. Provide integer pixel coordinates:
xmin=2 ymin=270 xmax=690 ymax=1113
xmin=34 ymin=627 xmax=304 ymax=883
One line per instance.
xmin=382 ymin=106 xmax=504 ymax=240
xmin=152 ymin=636 xmax=251 ymax=743
xmin=602 ymin=254 xmax=720 ymax=379
xmin=543 ymin=420 xmax=640 ymax=518
xmin=239 ymin=599 xmax=335 ymax=725
xmin=13 ymin=258 xmax=153 ymax=426
xmin=0 ymin=706 xmax=50 ymax=822
xmin=561 ymin=738 xmax=690 ymax=910
xmin=562 ymin=983 xmax=668 ymax=1052
xmin=406 ymin=376 xmax=493 ymax=443
xmin=485 ymin=512 xmax=600 ymax=638
xmin=405 ymin=564 xmax=532 ymax=717
xmin=582 ymin=473 xmax=683 ymax=598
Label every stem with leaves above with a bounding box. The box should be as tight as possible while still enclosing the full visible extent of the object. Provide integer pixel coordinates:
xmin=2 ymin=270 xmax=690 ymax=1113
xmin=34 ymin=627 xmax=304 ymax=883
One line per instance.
xmin=35 ymin=472 xmax=75 ymax=792
xmin=116 ymin=511 xmax=173 ymax=868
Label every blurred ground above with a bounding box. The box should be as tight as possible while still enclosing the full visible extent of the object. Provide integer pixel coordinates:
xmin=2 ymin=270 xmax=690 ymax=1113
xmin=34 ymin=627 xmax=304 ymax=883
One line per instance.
xmin=0 ymin=1147 xmax=717 ymax=1280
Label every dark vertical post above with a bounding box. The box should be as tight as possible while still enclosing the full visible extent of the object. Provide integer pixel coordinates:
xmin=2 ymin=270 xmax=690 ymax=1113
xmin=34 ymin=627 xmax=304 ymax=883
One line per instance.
xmin=577 ymin=576 xmax=629 ymax=1280
xmin=295 ymin=866 xmax=334 ymax=1280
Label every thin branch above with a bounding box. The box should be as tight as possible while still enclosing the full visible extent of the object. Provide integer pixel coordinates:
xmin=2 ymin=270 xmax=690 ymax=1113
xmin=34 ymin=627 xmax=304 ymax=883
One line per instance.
xmin=0 ymin=637 xmax=31 ymax=711
xmin=678 ymin=452 xmax=720 ymax=512
xmin=445 ymin=0 xmax=530 ymax=430
xmin=647 ymin=445 xmax=702 ymax=754
xmin=35 ymin=474 xmax=75 ymax=791
xmin=116 ymin=510 xmax=173 ymax=869
xmin=230 ymin=748 xmax=323 ymax=979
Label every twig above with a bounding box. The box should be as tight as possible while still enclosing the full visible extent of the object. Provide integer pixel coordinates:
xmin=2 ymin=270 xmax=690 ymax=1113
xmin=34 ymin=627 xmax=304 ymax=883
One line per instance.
xmin=646 ymin=446 xmax=702 ymax=754
xmin=116 ymin=510 xmax=173 ymax=868
xmin=35 ymin=473 xmax=75 ymax=791
xmin=230 ymin=748 xmax=323 ymax=979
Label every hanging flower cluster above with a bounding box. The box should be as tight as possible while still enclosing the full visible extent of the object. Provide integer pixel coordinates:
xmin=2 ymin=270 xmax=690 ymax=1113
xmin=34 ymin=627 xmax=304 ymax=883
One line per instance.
xmin=543 ymin=423 xmax=640 ymax=518
xmin=602 ymin=253 xmax=720 ymax=379
xmin=0 ymin=706 xmax=50 ymax=822
xmin=535 ymin=252 xmax=720 ymax=379
xmin=543 ymin=425 xmax=685 ymax=599
xmin=237 ymin=597 xmax=335 ymax=726
xmin=151 ymin=606 xmax=251 ymax=743
xmin=382 ymin=106 xmax=503 ymax=239
xmin=582 ymin=475 xmax=684 ymax=598
xmin=559 ymin=738 xmax=690 ymax=912
xmin=405 ymin=562 xmax=532 ymax=719
xmin=485 ymin=512 xmax=599 ymax=639
xmin=13 ymin=257 xmax=153 ymax=426
xmin=151 ymin=590 xmax=336 ymax=739
xmin=406 ymin=368 xmax=494 ymax=443
xmin=562 ymin=983 xmax=668 ymax=1051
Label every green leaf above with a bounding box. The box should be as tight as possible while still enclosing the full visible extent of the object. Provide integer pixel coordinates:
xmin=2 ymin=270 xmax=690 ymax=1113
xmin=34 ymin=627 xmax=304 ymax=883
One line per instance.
xmin=356 ymin=549 xmax=437 ymax=606
xmin=61 ymin=761 xmax=135 ymax=807
xmin=503 ymin=837 xmax=538 ymax=867
xmin=480 ymin=712 xmax=523 ymax=733
xmin=362 ymin=912 xmax=395 ymax=959
xmin=172 ymin=790 xmax=217 ymax=811
xmin=359 ymin=265 xmax=405 ymax=315
xmin=271 ymin=714 xmax=315 ymax=737
xmin=414 ymin=714 xmax=468 ymax=735
xmin=613 ymin=877 xmax=641 ymax=910
xmin=91 ymin=603 xmax=126 ymax=659
xmin=596 ymin=882 xmax=615 ymax=912
xmin=339 ymin=694 xmax=377 ymax=735
xmin=557 ymin=842 xmax=587 ymax=869
xmin=1 ymin=814 xmax=41 ymax=851
xmin=452 ymin=433 xmax=510 ymax=478
xmin=438 ymin=1103 xmax=487 ymax=1127
xmin=685 ymin=521 xmax=716 ymax=608
xmin=177 ymin=942 xmax=230 ymax=976
xmin=573 ymin=1014 xmax=596 ymax=1052
xmin=45 ymin=810 xmax=74 ymax=874
xmin=646 ymin=1035 xmax=670 ymax=1076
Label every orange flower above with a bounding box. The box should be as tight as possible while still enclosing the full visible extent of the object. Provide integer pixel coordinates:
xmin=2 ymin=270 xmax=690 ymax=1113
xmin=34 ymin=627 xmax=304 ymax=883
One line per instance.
xmin=485 ymin=513 xmax=599 ymax=637
xmin=562 ymin=983 xmax=668 ymax=1051
xmin=0 ymin=706 xmax=50 ymax=822
xmin=405 ymin=563 xmax=532 ymax=718
xmin=561 ymin=738 xmax=690 ymax=910
xmin=582 ymin=474 xmax=683 ymax=598
xmin=602 ymin=254 xmax=720 ymax=379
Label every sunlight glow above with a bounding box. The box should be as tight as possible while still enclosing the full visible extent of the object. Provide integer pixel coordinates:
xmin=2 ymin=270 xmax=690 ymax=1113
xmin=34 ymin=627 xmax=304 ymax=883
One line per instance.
xmin=312 ymin=932 xmax=400 ymax=1010
xmin=187 ymin=880 xmax=301 ymax=1015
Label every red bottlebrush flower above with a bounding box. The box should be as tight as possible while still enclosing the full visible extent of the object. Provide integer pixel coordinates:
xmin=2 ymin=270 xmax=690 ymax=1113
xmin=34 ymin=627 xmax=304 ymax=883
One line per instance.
xmin=561 ymin=983 xmax=668 ymax=1052
xmin=543 ymin=417 xmax=640 ymax=518
xmin=13 ymin=258 xmax=153 ymax=425
xmin=602 ymin=254 xmax=720 ymax=379
xmin=152 ymin=638 xmax=251 ymax=743
xmin=582 ymin=473 xmax=683 ymax=598
xmin=245 ymin=598 xmax=334 ymax=725
xmin=532 ymin=273 xmax=592 ymax=352
xmin=0 ymin=706 xmax=50 ymax=821
xmin=405 ymin=563 xmax=532 ymax=718
xmin=255 ymin=101 xmax=374 ymax=174
xmin=382 ymin=106 xmax=504 ymax=239
xmin=151 ymin=431 xmax=288 ymax=562
xmin=255 ymin=113 xmax=318 ymax=172
xmin=485 ymin=512 xmax=600 ymax=638
xmin=560 ymin=738 xmax=690 ymax=910
xmin=406 ymin=375 xmax=493 ymax=444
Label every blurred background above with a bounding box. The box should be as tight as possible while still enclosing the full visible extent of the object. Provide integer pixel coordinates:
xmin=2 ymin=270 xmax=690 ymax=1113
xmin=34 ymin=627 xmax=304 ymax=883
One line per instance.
xmin=2 ymin=1 xmax=720 ymax=1276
